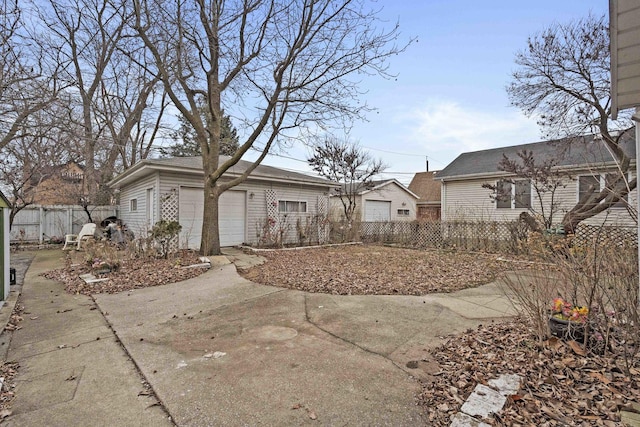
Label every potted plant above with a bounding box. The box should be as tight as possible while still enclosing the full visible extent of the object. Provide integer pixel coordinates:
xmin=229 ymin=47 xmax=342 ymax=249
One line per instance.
xmin=549 ymin=297 xmax=588 ymax=341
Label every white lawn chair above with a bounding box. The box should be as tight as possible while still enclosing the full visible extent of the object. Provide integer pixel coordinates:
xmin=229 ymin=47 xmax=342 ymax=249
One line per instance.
xmin=63 ymin=223 xmax=97 ymax=250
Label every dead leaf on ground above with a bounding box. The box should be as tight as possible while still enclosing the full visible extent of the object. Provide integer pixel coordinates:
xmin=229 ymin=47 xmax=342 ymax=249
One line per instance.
xmin=567 ymin=340 xmax=586 ymax=356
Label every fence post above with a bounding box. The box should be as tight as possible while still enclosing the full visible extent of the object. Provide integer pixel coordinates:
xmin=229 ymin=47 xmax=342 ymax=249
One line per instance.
xmin=67 ymin=207 xmax=73 ymax=236
xmin=39 ymin=206 xmax=44 ymax=244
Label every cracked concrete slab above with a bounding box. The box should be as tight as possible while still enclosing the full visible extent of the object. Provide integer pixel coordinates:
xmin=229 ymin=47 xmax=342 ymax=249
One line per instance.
xmin=95 ymin=261 xmax=518 ymax=426
xmin=96 ymin=264 xmax=427 ymax=426
xmin=4 ymin=250 xmax=171 ymax=427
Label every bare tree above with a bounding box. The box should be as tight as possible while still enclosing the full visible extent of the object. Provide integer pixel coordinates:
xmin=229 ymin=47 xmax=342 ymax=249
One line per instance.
xmin=0 ymin=0 xmax=62 ymax=151
xmin=507 ymin=14 xmax=635 ymax=233
xmin=133 ymin=0 xmax=410 ymax=255
xmin=482 ymin=150 xmax=570 ymax=231
xmin=38 ymin=0 xmax=164 ymax=206
xmin=308 ymin=136 xmax=386 ymax=223
xmin=0 ymin=108 xmax=70 ymax=226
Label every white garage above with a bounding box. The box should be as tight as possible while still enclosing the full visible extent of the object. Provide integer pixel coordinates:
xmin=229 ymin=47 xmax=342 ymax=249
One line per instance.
xmin=179 ymin=188 xmax=246 ymax=249
xmin=108 ymin=156 xmax=335 ymax=249
xmin=364 ymin=200 xmax=391 ymax=221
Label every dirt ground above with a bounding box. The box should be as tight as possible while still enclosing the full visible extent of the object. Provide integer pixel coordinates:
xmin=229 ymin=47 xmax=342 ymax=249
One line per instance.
xmin=240 ymin=244 xmax=514 ymax=295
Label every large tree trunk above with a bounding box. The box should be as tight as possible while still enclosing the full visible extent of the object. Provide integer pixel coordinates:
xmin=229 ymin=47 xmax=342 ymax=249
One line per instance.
xmin=200 ymin=184 xmax=221 ymax=256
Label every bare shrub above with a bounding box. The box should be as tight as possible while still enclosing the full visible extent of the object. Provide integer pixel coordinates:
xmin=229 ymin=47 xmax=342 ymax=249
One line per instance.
xmin=500 ymin=230 xmax=639 ymax=372
xmin=499 ymin=265 xmax=567 ymax=344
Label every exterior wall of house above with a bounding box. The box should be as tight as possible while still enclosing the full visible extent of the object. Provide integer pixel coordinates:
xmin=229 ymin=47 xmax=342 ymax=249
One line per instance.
xmin=441 ymin=168 xmax=637 ymax=228
xmin=117 ymin=172 xmax=159 ymax=239
xmin=330 ymin=183 xmax=417 ymax=222
xmin=417 ymin=204 xmax=441 ymax=221
xmin=362 ymin=184 xmax=417 ymax=221
xmin=152 ymin=172 xmax=330 ymax=246
xmin=441 ymin=179 xmax=509 ymax=221
xmin=329 ymin=194 xmax=363 ymax=222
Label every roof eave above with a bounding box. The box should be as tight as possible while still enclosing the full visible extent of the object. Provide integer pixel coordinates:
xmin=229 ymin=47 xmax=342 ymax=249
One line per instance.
xmin=359 ymin=179 xmax=419 ymax=199
xmin=109 ymin=161 xmax=337 ymax=189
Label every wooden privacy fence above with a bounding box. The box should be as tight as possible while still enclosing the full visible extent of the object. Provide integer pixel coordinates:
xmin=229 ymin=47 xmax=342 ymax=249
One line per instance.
xmin=10 ymin=205 xmax=118 ymax=243
xmin=357 ymin=220 xmax=638 ymax=253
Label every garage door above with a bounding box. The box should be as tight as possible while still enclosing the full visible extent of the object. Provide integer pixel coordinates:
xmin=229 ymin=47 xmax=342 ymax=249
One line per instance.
xmin=364 ymin=200 xmax=391 ymax=221
xmin=179 ymin=188 xmax=246 ymax=250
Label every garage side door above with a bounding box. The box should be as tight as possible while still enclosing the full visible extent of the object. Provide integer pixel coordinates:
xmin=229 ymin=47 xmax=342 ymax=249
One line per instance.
xmin=179 ymin=188 xmax=246 ymax=250
xmin=364 ymin=200 xmax=391 ymax=221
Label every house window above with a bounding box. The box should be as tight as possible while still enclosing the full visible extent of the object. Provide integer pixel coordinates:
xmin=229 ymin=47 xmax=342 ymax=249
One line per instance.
xmin=604 ymin=173 xmax=628 ymax=208
xmin=496 ymin=179 xmax=531 ymax=209
xmin=278 ymin=200 xmax=307 ymax=213
xmin=130 ymin=198 xmax=138 ymax=212
xmin=397 ymin=209 xmax=410 ymax=216
xmin=514 ymin=180 xmax=532 ymax=209
xmin=578 ymin=175 xmax=600 ymax=204
xmin=496 ymin=180 xmax=512 ymax=209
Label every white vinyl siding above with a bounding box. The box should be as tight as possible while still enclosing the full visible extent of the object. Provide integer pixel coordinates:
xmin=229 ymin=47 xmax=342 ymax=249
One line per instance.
xmin=154 ymin=171 xmax=330 ymax=247
xmin=118 ymin=172 xmax=159 ymax=239
xmin=330 ymin=181 xmax=417 ymax=222
xmin=441 ymin=169 xmax=637 ymax=227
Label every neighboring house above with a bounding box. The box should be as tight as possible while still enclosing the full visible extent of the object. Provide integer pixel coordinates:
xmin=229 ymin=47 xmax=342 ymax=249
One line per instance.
xmin=436 ymin=130 xmax=637 ymax=227
xmin=408 ymin=171 xmax=441 ymax=221
xmin=108 ymin=157 xmax=336 ymax=249
xmin=0 ymin=190 xmax=9 ymax=303
xmin=27 ymin=162 xmax=86 ymax=205
xmin=330 ymin=179 xmax=418 ymax=222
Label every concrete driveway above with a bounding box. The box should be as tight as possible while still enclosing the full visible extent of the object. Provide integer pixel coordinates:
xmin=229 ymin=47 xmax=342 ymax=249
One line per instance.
xmin=94 ymin=257 xmax=516 ymax=426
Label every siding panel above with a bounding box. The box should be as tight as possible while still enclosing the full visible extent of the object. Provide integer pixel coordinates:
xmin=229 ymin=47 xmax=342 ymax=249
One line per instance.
xmin=442 ymin=168 xmax=637 ymax=227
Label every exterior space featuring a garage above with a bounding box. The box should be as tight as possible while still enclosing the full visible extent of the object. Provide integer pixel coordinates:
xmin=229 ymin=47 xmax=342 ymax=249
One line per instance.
xmin=330 ymin=179 xmax=419 ymax=222
xmin=108 ymin=157 xmax=336 ymax=250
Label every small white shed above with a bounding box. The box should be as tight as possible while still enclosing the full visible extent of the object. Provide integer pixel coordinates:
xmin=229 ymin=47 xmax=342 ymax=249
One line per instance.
xmin=0 ymin=191 xmax=10 ymax=303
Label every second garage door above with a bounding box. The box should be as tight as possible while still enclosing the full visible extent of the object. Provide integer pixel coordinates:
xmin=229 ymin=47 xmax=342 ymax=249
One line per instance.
xmin=179 ymin=188 xmax=246 ymax=250
xmin=364 ymin=200 xmax=391 ymax=221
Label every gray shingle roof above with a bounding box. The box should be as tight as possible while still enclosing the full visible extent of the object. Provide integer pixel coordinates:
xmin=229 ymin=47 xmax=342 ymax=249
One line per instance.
xmin=436 ymin=129 xmax=636 ymax=181
xmin=109 ymin=156 xmax=335 ymax=187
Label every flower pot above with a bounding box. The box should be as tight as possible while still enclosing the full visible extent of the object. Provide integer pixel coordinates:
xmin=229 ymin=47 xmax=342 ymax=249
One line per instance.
xmin=549 ymin=315 xmax=585 ymax=342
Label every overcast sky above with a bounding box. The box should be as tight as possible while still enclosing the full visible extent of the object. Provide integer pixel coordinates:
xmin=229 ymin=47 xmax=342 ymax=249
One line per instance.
xmin=243 ymin=0 xmax=610 ymax=184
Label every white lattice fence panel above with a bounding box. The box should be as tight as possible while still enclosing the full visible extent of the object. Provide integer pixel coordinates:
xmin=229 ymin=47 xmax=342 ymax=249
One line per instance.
xmin=161 ymin=190 xmax=179 ymax=252
xmin=574 ymin=224 xmax=637 ymax=248
xmin=317 ymin=195 xmax=329 ymax=244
